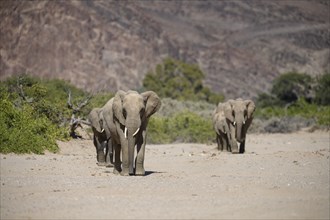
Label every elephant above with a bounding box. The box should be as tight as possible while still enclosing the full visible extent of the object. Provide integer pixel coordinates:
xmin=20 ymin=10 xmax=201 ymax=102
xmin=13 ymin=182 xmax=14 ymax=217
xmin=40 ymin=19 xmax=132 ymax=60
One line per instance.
xmin=212 ymin=103 xmax=231 ymax=151
xmin=88 ymin=108 xmax=113 ymax=166
xmin=223 ymin=98 xmax=256 ymax=154
xmin=102 ymin=90 xmax=161 ymax=176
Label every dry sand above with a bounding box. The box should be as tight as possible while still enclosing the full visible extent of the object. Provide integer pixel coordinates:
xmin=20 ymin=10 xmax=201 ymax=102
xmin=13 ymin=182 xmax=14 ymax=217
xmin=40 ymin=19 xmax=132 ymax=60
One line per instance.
xmin=1 ymin=130 xmax=329 ymax=219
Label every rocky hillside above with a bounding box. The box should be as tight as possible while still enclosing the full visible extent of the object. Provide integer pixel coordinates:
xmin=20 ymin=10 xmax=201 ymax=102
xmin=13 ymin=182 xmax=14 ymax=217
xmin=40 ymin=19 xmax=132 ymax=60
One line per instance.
xmin=1 ymin=0 xmax=329 ymax=99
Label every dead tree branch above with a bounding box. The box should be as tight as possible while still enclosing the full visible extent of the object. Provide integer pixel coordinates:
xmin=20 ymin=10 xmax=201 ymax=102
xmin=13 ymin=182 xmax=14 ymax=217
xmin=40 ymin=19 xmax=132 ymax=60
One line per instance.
xmin=66 ymin=88 xmax=93 ymax=139
xmin=17 ymin=77 xmax=33 ymax=103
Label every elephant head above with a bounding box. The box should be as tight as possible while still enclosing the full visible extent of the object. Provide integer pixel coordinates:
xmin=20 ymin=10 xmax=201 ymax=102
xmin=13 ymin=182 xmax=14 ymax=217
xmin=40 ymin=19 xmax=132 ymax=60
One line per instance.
xmin=88 ymin=108 xmax=104 ymax=133
xmin=112 ymin=90 xmax=161 ymax=174
xmin=224 ymin=99 xmax=255 ymax=143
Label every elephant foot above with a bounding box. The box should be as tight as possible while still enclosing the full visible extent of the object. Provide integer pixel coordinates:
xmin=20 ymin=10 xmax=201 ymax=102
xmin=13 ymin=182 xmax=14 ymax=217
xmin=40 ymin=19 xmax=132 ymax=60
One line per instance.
xmin=97 ymin=162 xmax=107 ymax=166
xmin=120 ymin=168 xmax=130 ymax=176
xmin=135 ymin=168 xmax=145 ymax=176
xmin=231 ymin=149 xmax=239 ymax=154
xmin=105 ymin=163 xmax=114 ymax=168
xmin=113 ymin=168 xmax=121 ymax=175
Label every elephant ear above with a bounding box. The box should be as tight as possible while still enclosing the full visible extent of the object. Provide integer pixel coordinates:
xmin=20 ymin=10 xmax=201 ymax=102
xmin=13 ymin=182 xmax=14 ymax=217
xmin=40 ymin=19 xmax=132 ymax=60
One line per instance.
xmin=141 ymin=91 xmax=161 ymax=118
xmin=113 ymin=90 xmax=126 ymax=125
xmin=224 ymin=100 xmax=235 ymax=122
xmin=245 ymin=100 xmax=256 ymax=118
xmin=88 ymin=108 xmax=103 ymax=133
xmin=214 ymin=102 xmax=223 ymax=114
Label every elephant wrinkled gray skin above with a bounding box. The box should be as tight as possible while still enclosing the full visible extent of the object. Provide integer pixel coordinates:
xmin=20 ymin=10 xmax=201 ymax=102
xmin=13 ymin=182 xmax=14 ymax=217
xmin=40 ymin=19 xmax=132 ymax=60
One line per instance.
xmin=223 ymin=98 xmax=256 ymax=154
xmin=88 ymin=108 xmax=113 ymax=166
xmin=212 ymin=103 xmax=231 ymax=151
xmin=102 ymin=90 xmax=161 ymax=176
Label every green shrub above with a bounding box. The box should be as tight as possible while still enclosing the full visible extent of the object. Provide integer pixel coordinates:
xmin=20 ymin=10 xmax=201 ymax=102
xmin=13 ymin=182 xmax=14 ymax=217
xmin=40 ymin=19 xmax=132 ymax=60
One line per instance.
xmin=0 ymin=96 xmax=67 ymax=154
xmin=83 ymin=92 xmax=114 ymax=115
xmin=255 ymin=98 xmax=330 ymax=126
xmin=271 ymin=72 xmax=313 ymax=103
xmin=143 ymin=57 xmax=224 ymax=104
xmin=0 ymin=75 xmax=85 ymax=154
xmin=157 ymin=98 xmax=215 ymax=119
xmin=314 ymin=73 xmax=330 ymax=105
xmin=148 ymin=110 xmax=214 ymax=144
xmin=256 ymin=93 xmax=284 ymax=108
xmin=147 ymin=117 xmax=172 ymax=144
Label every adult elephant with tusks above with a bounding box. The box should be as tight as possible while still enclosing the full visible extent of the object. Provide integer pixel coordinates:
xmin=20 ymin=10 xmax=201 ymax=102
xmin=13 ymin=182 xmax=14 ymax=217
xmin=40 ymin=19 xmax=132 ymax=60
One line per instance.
xmin=224 ymin=98 xmax=255 ymax=154
xmin=103 ymin=90 xmax=161 ymax=176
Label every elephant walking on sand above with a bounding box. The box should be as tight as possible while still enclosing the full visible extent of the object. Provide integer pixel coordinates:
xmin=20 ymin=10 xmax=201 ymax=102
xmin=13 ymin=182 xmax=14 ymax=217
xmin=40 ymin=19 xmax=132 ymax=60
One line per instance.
xmin=102 ymin=90 xmax=161 ymax=176
xmin=212 ymin=103 xmax=231 ymax=151
xmin=213 ymin=99 xmax=255 ymax=154
xmin=223 ymin=98 xmax=256 ymax=154
xmin=88 ymin=108 xmax=113 ymax=166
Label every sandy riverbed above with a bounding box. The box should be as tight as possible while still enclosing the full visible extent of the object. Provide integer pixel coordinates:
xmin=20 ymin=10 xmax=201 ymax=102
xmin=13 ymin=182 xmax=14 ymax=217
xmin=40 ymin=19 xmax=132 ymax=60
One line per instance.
xmin=1 ymin=130 xmax=329 ymax=219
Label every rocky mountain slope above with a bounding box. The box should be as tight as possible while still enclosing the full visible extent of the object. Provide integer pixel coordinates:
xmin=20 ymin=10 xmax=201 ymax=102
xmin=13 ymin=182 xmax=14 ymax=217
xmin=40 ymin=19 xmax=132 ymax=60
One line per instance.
xmin=1 ymin=0 xmax=329 ymax=99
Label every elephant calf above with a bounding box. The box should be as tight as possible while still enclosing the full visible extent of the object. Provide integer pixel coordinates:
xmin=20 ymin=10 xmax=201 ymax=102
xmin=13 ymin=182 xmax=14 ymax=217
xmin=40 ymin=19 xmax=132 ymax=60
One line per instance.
xmin=88 ymin=108 xmax=113 ymax=166
xmin=212 ymin=103 xmax=231 ymax=151
xmin=213 ymin=98 xmax=255 ymax=154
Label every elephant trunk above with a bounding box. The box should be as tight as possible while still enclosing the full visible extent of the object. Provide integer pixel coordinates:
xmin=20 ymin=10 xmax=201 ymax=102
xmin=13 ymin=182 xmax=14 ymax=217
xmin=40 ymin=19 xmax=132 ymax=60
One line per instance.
xmin=126 ymin=118 xmax=141 ymax=175
xmin=235 ymin=121 xmax=245 ymax=143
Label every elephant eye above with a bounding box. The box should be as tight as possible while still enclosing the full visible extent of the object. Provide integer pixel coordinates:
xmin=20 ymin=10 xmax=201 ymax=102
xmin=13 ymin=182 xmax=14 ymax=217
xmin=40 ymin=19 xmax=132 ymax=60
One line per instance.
xmin=123 ymin=109 xmax=127 ymax=119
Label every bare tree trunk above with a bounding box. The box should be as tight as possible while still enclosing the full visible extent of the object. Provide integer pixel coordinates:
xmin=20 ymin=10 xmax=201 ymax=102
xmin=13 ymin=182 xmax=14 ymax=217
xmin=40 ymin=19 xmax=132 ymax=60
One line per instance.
xmin=66 ymin=89 xmax=92 ymax=138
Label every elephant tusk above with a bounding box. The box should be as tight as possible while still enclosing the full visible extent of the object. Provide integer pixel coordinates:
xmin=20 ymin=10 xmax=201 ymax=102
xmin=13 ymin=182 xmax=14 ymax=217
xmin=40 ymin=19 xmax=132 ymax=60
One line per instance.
xmin=124 ymin=127 xmax=128 ymax=139
xmin=233 ymin=121 xmax=236 ymax=126
xmin=133 ymin=127 xmax=140 ymax=136
xmin=243 ymin=120 xmax=245 ymax=125
xmin=101 ymin=128 xmax=105 ymax=133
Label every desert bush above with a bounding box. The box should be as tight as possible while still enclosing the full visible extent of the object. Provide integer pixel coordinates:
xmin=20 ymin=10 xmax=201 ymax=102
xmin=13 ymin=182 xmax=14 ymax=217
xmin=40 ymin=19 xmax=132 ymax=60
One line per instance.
xmin=250 ymin=117 xmax=316 ymax=134
xmin=255 ymin=98 xmax=330 ymax=127
xmin=0 ymin=94 xmax=67 ymax=154
xmin=271 ymin=72 xmax=313 ymax=103
xmin=157 ymin=98 xmax=215 ymax=119
xmin=143 ymin=57 xmax=224 ymax=104
xmin=148 ymin=110 xmax=214 ymax=144
xmin=0 ymin=75 xmax=90 ymax=154
xmin=314 ymin=73 xmax=330 ymax=105
xmin=255 ymin=71 xmax=330 ymax=128
xmin=85 ymin=92 xmax=114 ymax=113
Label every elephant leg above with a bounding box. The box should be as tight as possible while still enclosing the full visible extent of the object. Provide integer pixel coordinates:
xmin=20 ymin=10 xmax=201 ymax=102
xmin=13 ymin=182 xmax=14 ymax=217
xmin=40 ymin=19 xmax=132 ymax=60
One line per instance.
xmin=239 ymin=140 xmax=245 ymax=154
xmin=99 ymin=141 xmax=108 ymax=165
xmin=231 ymin=140 xmax=239 ymax=154
xmin=221 ymin=133 xmax=229 ymax=152
xmin=216 ymin=135 xmax=222 ymax=151
xmin=105 ymin=139 xmax=114 ymax=167
xmin=226 ymin=130 xmax=232 ymax=152
xmin=113 ymin=141 xmax=122 ymax=174
xmin=120 ymin=140 xmax=130 ymax=176
xmin=229 ymin=125 xmax=239 ymax=154
xmin=94 ymin=135 xmax=106 ymax=166
xmin=135 ymin=131 xmax=146 ymax=176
